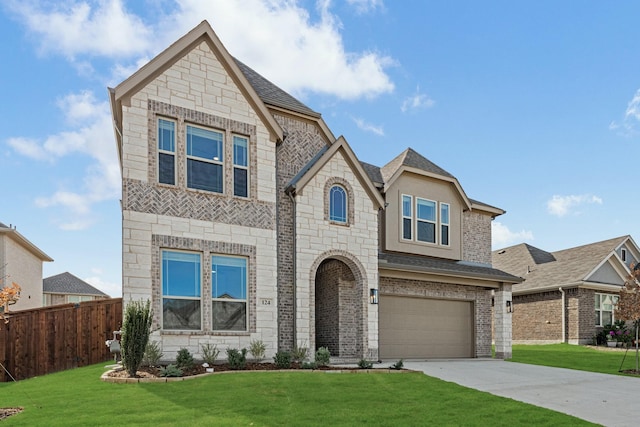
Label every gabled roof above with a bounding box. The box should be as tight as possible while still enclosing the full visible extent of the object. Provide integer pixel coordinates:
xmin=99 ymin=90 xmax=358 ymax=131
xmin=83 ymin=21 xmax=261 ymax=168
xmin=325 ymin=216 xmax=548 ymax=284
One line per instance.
xmin=0 ymin=222 xmax=53 ymax=262
xmin=380 ymin=148 xmax=454 ymax=182
xmin=285 ymin=136 xmax=385 ymax=209
xmin=379 ymin=252 xmax=522 ymax=285
xmin=43 ymin=272 xmax=108 ymax=297
xmin=493 ymin=236 xmax=632 ymax=294
xmin=360 ymin=161 xmax=384 ymax=187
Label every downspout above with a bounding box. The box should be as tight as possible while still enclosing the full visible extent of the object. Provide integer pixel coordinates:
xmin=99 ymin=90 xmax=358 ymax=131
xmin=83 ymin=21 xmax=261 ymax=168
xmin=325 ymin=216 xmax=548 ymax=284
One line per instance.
xmin=287 ymin=190 xmax=297 ymax=351
xmin=559 ymin=287 xmax=566 ymax=343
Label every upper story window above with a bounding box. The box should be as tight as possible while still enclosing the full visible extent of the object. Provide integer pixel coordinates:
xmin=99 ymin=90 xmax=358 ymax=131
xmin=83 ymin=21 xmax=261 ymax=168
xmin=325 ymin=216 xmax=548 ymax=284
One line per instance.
xmin=329 ymin=185 xmax=347 ymax=223
xmin=401 ymin=194 xmax=450 ymax=246
xmin=212 ymin=255 xmax=248 ymax=331
xmin=158 ymin=119 xmax=176 ymax=185
xmin=161 ymin=250 xmax=202 ymax=330
xmin=595 ymin=293 xmax=618 ymax=327
xmin=186 ymin=125 xmax=224 ymax=193
xmin=621 ymin=248 xmax=627 ymax=263
xmin=233 ymin=135 xmax=249 ymax=198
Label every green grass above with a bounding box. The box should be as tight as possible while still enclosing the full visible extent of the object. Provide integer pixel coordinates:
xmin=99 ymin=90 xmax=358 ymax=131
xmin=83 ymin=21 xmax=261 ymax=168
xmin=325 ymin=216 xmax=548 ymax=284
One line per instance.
xmin=0 ymin=363 xmax=593 ymax=426
xmin=510 ymin=343 xmax=640 ymax=375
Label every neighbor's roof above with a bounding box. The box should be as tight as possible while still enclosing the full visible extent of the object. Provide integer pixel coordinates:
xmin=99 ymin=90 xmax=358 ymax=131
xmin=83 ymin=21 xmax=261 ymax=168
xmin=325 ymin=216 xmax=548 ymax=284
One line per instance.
xmin=492 ymin=236 xmax=630 ymax=293
xmin=379 ymin=251 xmax=522 ymax=284
xmin=0 ymin=222 xmax=53 ymax=262
xmin=43 ymin=272 xmax=108 ymax=297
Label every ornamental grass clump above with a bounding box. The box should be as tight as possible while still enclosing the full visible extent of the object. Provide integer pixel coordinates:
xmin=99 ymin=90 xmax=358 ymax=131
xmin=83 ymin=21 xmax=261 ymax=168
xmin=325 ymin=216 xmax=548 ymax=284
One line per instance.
xmin=142 ymin=341 xmax=163 ymax=367
xmin=249 ymin=340 xmax=266 ymax=362
xmin=201 ymin=343 xmax=220 ymax=365
xmin=121 ymin=300 xmax=153 ymax=377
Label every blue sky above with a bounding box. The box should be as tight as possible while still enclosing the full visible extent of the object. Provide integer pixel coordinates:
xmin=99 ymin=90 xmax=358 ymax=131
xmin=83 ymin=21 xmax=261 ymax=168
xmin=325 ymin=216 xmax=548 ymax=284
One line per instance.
xmin=2 ymin=0 xmax=640 ymax=297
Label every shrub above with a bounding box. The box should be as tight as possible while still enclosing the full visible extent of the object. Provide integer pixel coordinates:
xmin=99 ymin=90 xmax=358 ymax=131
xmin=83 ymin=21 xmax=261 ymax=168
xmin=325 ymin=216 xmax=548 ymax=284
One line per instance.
xmin=292 ymin=342 xmax=309 ymax=363
xmin=121 ymin=300 xmax=153 ymax=377
xmin=315 ymin=347 xmax=331 ymax=366
xmin=273 ymin=351 xmax=292 ymax=369
xmin=159 ymin=364 xmax=183 ymax=377
xmin=301 ymin=361 xmax=318 ymax=370
xmin=358 ymin=359 xmax=373 ymax=369
xmin=201 ymin=343 xmax=220 ymax=365
xmin=176 ymin=348 xmax=195 ymax=370
xmin=249 ymin=340 xmax=266 ymax=361
xmin=227 ymin=348 xmax=247 ymax=370
xmin=142 ymin=341 xmax=163 ymax=367
xmin=390 ymin=359 xmax=404 ymax=370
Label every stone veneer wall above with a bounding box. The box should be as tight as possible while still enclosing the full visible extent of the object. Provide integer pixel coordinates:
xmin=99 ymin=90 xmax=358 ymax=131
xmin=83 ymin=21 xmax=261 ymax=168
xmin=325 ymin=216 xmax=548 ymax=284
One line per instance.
xmin=274 ymin=113 xmax=328 ymax=351
xmin=462 ymin=211 xmax=492 ymax=264
xmin=379 ymin=277 xmax=492 ymax=357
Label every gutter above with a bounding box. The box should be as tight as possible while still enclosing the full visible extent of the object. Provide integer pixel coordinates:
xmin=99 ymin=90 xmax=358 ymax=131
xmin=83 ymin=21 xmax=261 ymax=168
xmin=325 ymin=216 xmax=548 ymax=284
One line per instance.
xmin=559 ymin=287 xmax=566 ymax=343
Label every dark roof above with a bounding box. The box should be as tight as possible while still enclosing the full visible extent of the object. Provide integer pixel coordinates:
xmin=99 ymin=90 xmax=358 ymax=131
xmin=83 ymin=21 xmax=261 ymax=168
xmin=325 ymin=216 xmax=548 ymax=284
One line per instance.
xmin=233 ymin=58 xmax=320 ymax=118
xmin=379 ymin=252 xmax=522 ymax=283
xmin=359 ymin=161 xmax=383 ymax=186
xmin=0 ymin=222 xmax=7 ymax=228
xmin=43 ymin=272 xmax=109 ymax=297
xmin=381 ymin=148 xmax=454 ymax=182
xmin=493 ymin=236 xmax=630 ymax=292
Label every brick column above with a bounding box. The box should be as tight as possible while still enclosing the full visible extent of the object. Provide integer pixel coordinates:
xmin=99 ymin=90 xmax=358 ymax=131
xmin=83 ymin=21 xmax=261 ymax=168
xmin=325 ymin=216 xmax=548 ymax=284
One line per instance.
xmin=494 ymin=284 xmax=512 ymax=359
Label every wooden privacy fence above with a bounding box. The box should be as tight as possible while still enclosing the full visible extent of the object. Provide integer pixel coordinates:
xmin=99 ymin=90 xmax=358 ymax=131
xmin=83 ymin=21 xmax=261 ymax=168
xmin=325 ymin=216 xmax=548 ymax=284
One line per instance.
xmin=0 ymin=298 xmax=122 ymax=382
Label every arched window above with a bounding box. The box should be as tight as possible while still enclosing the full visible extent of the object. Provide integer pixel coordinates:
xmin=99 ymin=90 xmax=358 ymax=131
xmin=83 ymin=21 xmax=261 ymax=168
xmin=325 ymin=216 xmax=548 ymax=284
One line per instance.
xmin=329 ymin=185 xmax=347 ymax=223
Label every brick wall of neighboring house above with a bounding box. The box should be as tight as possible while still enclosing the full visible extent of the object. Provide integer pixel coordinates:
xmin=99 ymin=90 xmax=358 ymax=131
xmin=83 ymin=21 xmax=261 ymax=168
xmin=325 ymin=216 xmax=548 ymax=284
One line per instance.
xmin=567 ymin=288 xmax=596 ymax=345
xmin=462 ymin=211 xmax=492 ymax=265
xmin=119 ymin=41 xmax=279 ymax=360
xmin=512 ymin=291 xmax=563 ymax=343
xmin=295 ymin=150 xmax=380 ymax=359
xmin=379 ymin=277 xmax=492 ymax=357
xmin=274 ymin=113 xmax=328 ymax=351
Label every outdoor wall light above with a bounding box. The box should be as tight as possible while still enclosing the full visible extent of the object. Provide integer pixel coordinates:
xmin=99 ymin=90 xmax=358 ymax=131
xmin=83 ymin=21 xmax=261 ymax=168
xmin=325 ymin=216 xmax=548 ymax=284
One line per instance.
xmin=369 ymin=288 xmax=379 ymax=304
xmin=506 ymin=300 xmax=513 ymax=313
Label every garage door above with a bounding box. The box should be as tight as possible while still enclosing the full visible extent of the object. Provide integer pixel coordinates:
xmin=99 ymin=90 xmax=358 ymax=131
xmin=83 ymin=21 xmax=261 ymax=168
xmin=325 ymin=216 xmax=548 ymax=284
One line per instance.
xmin=379 ymin=295 xmax=474 ymax=359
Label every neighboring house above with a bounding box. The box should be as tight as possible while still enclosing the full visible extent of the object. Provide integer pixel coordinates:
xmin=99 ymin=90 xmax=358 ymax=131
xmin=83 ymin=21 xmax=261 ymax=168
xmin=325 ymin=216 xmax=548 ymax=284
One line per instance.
xmin=43 ymin=272 xmax=109 ymax=306
xmin=109 ymin=20 xmax=520 ymax=361
xmin=492 ymin=236 xmax=638 ymax=345
xmin=0 ymin=222 xmax=53 ymax=310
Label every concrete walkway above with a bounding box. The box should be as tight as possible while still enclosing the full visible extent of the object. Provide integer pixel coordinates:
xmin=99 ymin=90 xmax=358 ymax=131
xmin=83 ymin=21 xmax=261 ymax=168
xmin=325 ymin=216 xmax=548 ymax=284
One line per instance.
xmin=404 ymin=359 xmax=640 ymax=427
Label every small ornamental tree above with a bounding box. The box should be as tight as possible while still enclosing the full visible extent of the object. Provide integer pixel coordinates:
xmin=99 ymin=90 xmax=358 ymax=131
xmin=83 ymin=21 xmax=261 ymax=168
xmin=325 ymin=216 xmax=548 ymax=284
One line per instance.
xmin=615 ymin=264 xmax=640 ymax=371
xmin=121 ymin=300 xmax=153 ymax=377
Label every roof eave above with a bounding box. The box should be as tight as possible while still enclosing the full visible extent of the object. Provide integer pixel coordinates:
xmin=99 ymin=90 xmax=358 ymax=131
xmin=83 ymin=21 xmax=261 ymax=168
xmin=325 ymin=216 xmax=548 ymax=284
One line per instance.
xmin=379 ymin=261 xmax=523 ymax=285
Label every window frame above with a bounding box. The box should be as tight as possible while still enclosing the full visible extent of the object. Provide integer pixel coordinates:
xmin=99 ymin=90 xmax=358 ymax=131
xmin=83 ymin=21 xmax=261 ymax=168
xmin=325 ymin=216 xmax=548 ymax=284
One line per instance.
xmin=232 ymin=135 xmax=249 ymax=198
xmin=329 ymin=185 xmax=348 ymax=224
xmin=157 ymin=118 xmax=177 ymax=186
xmin=621 ymin=248 xmax=627 ymax=263
xmin=415 ymin=197 xmax=437 ymax=244
xmin=440 ymin=202 xmax=450 ymax=246
xmin=211 ymin=254 xmax=248 ymax=332
xmin=185 ymin=124 xmax=224 ymax=193
xmin=401 ymin=194 xmax=413 ymax=241
xmin=595 ymin=293 xmax=619 ymax=327
xmin=161 ymin=249 xmax=203 ymax=331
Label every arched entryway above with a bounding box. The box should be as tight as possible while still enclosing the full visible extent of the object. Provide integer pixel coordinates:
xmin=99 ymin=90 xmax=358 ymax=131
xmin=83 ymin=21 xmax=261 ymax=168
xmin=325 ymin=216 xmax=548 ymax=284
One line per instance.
xmin=314 ymin=257 xmax=363 ymax=358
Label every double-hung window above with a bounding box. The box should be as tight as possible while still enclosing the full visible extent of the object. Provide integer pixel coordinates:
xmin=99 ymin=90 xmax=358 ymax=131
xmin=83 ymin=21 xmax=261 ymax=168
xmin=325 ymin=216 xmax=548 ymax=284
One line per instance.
xmin=233 ymin=135 xmax=249 ymax=197
xmin=416 ymin=198 xmax=436 ymax=243
xmin=329 ymin=185 xmax=347 ymax=223
xmin=186 ymin=125 xmax=223 ymax=193
xmin=440 ymin=203 xmax=450 ymax=246
xmin=158 ymin=119 xmax=176 ymax=185
xmin=162 ymin=251 xmax=202 ymax=330
xmin=595 ymin=293 xmax=618 ymax=326
xmin=212 ymin=255 xmax=248 ymax=331
xmin=402 ymin=195 xmax=412 ymax=240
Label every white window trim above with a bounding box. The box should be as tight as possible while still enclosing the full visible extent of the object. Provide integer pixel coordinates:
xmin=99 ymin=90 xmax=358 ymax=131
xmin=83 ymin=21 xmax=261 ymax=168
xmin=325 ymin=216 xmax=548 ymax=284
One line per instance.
xmin=232 ymin=134 xmax=249 ymax=198
xmin=416 ymin=197 xmax=437 ymax=245
xmin=621 ymin=248 xmax=627 ymax=263
xmin=595 ymin=293 xmax=618 ymax=327
xmin=440 ymin=202 xmax=450 ymax=246
xmin=211 ymin=254 xmax=249 ymax=332
xmin=185 ymin=124 xmax=224 ymax=193
xmin=160 ymin=249 xmax=203 ymax=331
xmin=401 ymin=194 xmax=413 ymax=241
xmin=158 ymin=117 xmax=177 ymax=186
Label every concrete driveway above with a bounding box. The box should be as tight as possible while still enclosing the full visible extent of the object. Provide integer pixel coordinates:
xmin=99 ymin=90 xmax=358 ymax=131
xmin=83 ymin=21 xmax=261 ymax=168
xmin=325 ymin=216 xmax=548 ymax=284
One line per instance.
xmin=404 ymin=359 xmax=640 ymax=427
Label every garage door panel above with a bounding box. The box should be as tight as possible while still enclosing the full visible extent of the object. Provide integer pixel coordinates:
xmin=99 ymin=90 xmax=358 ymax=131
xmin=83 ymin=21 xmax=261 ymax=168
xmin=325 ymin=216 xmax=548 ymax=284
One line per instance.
xmin=379 ymin=295 xmax=473 ymax=359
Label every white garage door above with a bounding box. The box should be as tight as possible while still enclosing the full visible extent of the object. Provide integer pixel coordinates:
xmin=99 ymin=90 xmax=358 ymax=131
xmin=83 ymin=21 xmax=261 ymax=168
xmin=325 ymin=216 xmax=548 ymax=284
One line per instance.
xmin=379 ymin=295 xmax=474 ymax=359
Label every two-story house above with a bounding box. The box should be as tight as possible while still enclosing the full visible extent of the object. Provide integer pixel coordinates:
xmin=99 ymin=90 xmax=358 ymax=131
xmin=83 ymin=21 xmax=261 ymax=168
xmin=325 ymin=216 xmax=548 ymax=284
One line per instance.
xmin=109 ymin=21 xmax=520 ymax=362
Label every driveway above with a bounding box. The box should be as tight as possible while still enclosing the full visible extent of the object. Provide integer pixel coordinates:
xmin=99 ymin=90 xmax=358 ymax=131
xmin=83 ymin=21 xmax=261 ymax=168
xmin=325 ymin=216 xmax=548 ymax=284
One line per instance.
xmin=404 ymin=359 xmax=640 ymax=427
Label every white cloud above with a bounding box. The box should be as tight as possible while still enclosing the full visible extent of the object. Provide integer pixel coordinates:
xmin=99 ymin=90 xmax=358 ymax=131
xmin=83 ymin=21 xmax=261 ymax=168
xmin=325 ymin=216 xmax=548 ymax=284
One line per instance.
xmin=8 ymin=91 xmax=120 ymax=230
xmin=84 ymin=275 xmax=122 ymax=298
xmin=547 ymin=194 xmax=603 ymax=217
xmin=610 ymin=88 xmax=640 ymax=137
xmin=352 ymin=117 xmax=384 ymax=136
xmin=346 ymin=0 xmax=384 ymax=14
xmin=401 ymin=86 xmax=435 ymax=113
xmin=492 ymin=222 xmax=534 ymax=249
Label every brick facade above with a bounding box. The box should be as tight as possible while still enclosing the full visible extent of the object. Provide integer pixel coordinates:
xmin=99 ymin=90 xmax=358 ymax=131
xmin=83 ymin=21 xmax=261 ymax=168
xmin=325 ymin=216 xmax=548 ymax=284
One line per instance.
xmin=462 ymin=211 xmax=492 ymax=264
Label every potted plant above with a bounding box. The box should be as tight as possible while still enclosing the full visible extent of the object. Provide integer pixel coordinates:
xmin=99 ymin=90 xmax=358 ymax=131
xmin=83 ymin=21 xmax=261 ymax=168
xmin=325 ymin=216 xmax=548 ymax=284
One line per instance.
xmin=607 ymin=331 xmax=617 ymax=347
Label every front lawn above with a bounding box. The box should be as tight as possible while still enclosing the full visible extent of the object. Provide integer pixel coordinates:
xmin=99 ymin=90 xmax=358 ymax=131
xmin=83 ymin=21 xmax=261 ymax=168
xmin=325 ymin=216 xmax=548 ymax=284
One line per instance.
xmin=510 ymin=343 xmax=640 ymax=375
xmin=0 ymin=363 xmax=593 ymax=426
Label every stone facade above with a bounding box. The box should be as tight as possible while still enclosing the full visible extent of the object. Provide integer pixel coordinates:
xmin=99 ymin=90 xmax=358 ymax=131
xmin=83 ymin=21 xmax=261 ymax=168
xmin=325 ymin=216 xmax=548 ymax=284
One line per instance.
xmin=462 ymin=211 xmax=492 ymax=264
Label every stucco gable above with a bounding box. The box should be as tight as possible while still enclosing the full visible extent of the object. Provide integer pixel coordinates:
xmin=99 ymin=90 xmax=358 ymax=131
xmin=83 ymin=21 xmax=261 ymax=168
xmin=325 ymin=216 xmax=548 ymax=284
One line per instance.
xmin=285 ymin=136 xmax=385 ymax=209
